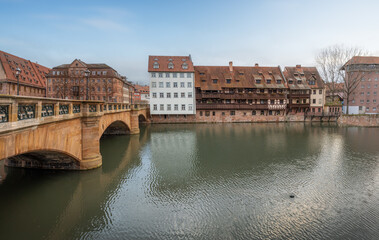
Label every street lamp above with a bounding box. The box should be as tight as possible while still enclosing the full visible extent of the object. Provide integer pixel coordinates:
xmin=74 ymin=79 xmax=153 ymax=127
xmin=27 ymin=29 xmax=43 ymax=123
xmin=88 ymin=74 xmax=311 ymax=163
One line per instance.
xmin=15 ymin=67 xmax=21 ymax=95
xmin=84 ymin=70 xmax=90 ymax=100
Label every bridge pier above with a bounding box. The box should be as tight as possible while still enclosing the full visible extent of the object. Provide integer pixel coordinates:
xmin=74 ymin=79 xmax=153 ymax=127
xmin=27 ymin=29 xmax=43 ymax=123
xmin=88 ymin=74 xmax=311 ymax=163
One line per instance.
xmin=81 ymin=116 xmax=103 ymax=170
xmin=130 ymin=111 xmax=140 ymax=135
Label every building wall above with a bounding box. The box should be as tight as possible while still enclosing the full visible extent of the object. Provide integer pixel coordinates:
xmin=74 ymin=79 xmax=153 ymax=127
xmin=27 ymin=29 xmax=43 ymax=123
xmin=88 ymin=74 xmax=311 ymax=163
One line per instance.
xmin=149 ymin=72 xmax=195 ymax=115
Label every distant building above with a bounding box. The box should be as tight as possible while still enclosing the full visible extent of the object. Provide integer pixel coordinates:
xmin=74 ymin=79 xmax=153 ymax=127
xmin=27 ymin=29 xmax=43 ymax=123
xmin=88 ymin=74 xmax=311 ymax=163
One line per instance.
xmin=47 ymin=59 xmax=132 ymax=103
xmin=195 ymin=62 xmax=288 ymax=120
xmin=284 ymin=65 xmax=325 ymax=114
xmin=133 ymin=84 xmax=149 ymax=103
xmin=0 ymin=50 xmax=50 ymax=97
xmin=148 ymin=55 xmax=196 ymax=119
xmin=341 ymin=56 xmax=379 ymax=114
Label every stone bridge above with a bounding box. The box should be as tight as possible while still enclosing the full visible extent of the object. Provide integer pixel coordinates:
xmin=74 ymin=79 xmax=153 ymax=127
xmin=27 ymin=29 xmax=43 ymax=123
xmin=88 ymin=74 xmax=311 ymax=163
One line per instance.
xmin=0 ymin=95 xmax=149 ymax=170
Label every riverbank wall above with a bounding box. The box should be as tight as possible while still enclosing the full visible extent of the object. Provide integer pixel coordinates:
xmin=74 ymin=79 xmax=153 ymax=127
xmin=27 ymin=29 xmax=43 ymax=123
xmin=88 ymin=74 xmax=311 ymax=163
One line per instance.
xmin=338 ymin=114 xmax=379 ymax=127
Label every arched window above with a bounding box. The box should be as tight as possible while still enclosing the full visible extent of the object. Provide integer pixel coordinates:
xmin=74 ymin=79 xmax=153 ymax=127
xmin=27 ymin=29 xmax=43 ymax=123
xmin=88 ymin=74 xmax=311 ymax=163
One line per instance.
xmin=153 ymin=62 xmax=159 ymax=69
xmin=182 ymin=63 xmax=188 ymax=69
xmin=168 ymin=62 xmax=174 ymax=69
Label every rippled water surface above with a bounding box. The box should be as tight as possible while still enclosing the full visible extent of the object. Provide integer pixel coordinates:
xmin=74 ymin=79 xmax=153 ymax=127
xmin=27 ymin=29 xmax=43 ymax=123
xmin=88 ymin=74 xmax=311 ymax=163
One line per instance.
xmin=0 ymin=123 xmax=379 ymax=239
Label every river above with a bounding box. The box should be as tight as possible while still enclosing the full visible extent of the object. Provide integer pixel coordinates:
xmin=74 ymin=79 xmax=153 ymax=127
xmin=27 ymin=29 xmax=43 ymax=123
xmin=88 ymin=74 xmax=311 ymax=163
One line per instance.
xmin=0 ymin=123 xmax=378 ymax=239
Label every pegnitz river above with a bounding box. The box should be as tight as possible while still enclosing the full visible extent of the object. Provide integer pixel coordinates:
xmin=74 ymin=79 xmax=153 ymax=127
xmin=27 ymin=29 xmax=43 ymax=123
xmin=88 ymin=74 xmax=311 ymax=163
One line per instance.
xmin=0 ymin=123 xmax=378 ymax=240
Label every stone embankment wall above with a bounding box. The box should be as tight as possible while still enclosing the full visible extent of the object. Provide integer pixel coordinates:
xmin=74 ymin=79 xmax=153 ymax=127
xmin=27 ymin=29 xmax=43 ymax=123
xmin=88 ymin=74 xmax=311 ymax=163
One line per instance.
xmin=338 ymin=115 xmax=379 ymax=127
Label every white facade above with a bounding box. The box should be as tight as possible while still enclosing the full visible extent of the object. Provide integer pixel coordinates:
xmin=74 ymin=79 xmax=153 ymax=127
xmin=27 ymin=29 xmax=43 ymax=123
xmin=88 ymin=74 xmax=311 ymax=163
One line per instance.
xmin=149 ymin=72 xmax=196 ymax=115
xmin=141 ymin=92 xmax=150 ymax=103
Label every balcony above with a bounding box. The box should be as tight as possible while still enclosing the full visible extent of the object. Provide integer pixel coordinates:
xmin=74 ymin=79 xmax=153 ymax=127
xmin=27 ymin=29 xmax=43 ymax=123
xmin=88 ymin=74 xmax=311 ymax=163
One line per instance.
xmin=196 ymin=103 xmax=268 ymax=110
xmin=196 ymin=93 xmax=287 ymax=100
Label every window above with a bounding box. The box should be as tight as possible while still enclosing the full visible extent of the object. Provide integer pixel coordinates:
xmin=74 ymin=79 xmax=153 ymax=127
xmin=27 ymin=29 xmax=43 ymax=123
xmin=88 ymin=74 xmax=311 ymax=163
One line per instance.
xmin=185 ymin=82 xmax=191 ymax=88
xmin=313 ymin=99 xmax=316 ymax=104
xmin=181 ymin=104 xmax=186 ymax=110
xmin=152 ymin=82 xmax=157 ymax=88
xmin=181 ymin=92 xmax=185 ymax=98
xmin=213 ymin=79 xmax=218 ymax=83
xmin=166 ymin=73 xmax=170 ymax=78
xmin=256 ymin=79 xmax=261 ymax=84
xmin=313 ymin=90 xmax=316 ymax=94
xmin=173 ymin=82 xmax=178 ymax=88
xmin=152 ymin=93 xmax=157 ymax=98
xmin=367 ymin=92 xmax=370 ymax=95
xmin=230 ymin=111 xmax=235 ymax=116
xmin=297 ymin=80 xmax=302 ymax=84
xmin=180 ymin=73 xmax=184 ymax=78
xmin=361 ymin=85 xmax=365 ymax=88
xmin=153 ymin=104 xmax=157 ymax=110
xmin=289 ymin=80 xmax=293 ymax=84
xmin=319 ymin=90 xmax=322 ymax=94
xmin=182 ymin=63 xmax=188 ymax=69
xmin=352 ymin=100 xmax=355 ymax=103
xmin=173 ymin=73 xmax=177 ymax=78
xmin=167 ymin=93 xmax=171 ymax=98
xmin=205 ymin=111 xmax=210 ymax=116
xmin=267 ymin=79 xmax=271 ymax=84
xmin=153 ymin=62 xmax=159 ymax=69
xmin=188 ymin=92 xmax=192 ymax=98
xmin=159 ymin=73 xmax=163 ymax=78
xmin=359 ymin=106 xmax=363 ymax=110
xmin=367 ymin=107 xmax=370 ymax=111
xmin=166 ymin=82 xmax=171 ymax=88
xmin=167 ymin=104 xmax=171 ymax=111
xmin=174 ymin=104 xmax=178 ymax=111
xmin=174 ymin=93 xmax=178 ymax=98
xmin=200 ymin=111 xmax=203 ymax=116
xmin=252 ymin=110 xmax=256 ymax=115
xmin=160 ymin=104 xmax=164 ymax=111
xmin=168 ymin=62 xmax=174 ymax=69
xmin=367 ymin=99 xmax=370 ymax=103
xmin=160 ymin=93 xmax=164 ymax=98
xmin=374 ymin=99 xmax=377 ymax=103
xmin=187 ymin=73 xmax=191 ymax=78
xmin=280 ymin=99 xmax=284 ymax=104
xmin=276 ymin=79 xmax=282 ymax=84
xmin=189 ymin=104 xmax=193 ymax=111
xmin=159 ymin=82 xmax=164 ymax=88
xmin=226 ymin=79 xmax=231 ymax=84
xmin=360 ymin=100 xmax=364 ymax=103
xmin=375 ymin=92 xmax=377 ymax=95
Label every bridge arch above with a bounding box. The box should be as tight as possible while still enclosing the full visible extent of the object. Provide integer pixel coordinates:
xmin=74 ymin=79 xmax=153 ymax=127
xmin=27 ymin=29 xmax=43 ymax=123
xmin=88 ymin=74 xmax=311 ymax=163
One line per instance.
xmin=138 ymin=113 xmax=147 ymax=123
xmin=3 ymin=149 xmax=81 ymax=170
xmin=100 ymin=120 xmax=131 ymax=138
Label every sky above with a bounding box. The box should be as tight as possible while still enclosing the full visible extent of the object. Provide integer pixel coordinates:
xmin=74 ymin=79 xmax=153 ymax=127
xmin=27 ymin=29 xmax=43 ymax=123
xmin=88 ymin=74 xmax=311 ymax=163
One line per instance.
xmin=1 ymin=0 xmax=379 ymax=84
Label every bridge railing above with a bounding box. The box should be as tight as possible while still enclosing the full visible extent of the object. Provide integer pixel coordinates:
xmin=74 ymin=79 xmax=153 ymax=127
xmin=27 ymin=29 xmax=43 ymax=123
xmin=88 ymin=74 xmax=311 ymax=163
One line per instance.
xmin=0 ymin=95 xmax=146 ymax=132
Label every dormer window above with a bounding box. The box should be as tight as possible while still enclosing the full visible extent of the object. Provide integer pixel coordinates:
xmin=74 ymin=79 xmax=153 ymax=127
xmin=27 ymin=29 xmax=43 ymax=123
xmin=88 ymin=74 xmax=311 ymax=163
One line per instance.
xmin=168 ymin=62 xmax=174 ymax=69
xmin=276 ymin=79 xmax=282 ymax=84
xmin=182 ymin=63 xmax=188 ymax=69
xmin=226 ymin=79 xmax=231 ymax=84
xmin=154 ymin=58 xmax=158 ymax=61
xmin=309 ymin=79 xmax=315 ymax=85
xmin=266 ymin=79 xmax=271 ymax=84
xmin=239 ymin=72 xmax=244 ymax=75
xmin=297 ymin=80 xmax=302 ymax=84
xmin=199 ymin=72 xmax=205 ymax=76
xmin=289 ymin=79 xmax=293 ymax=84
xmin=213 ymin=79 xmax=218 ymax=83
xmin=256 ymin=79 xmax=261 ymax=84
xmin=153 ymin=62 xmax=159 ymax=69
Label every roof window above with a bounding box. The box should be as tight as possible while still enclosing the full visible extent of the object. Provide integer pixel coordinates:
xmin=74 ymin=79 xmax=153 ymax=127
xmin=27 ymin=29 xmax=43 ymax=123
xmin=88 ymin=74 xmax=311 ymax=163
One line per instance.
xmin=153 ymin=62 xmax=159 ymax=69
xmin=182 ymin=63 xmax=188 ymax=69
xmin=168 ymin=62 xmax=174 ymax=69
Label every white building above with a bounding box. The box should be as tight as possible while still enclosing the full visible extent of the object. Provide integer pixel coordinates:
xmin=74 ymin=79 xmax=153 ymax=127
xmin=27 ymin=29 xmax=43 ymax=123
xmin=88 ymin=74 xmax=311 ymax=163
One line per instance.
xmin=148 ymin=55 xmax=196 ymax=116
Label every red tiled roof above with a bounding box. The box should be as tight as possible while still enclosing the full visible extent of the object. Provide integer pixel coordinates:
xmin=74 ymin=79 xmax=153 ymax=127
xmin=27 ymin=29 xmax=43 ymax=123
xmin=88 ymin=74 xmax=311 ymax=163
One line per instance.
xmin=148 ymin=55 xmax=194 ymax=72
xmin=194 ymin=63 xmax=287 ymax=90
xmin=344 ymin=56 xmax=379 ymax=66
xmin=134 ymin=84 xmax=149 ymax=93
xmin=0 ymin=50 xmax=50 ymax=88
xmin=283 ymin=66 xmax=323 ymax=89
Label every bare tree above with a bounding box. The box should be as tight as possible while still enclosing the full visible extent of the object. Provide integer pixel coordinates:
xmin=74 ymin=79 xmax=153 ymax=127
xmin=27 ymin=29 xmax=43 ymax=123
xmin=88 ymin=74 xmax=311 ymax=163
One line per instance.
xmin=315 ymin=45 xmax=369 ymax=104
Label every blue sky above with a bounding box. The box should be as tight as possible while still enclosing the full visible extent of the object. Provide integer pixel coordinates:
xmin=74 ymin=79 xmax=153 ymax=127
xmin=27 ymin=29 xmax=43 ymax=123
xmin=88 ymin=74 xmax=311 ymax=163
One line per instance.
xmin=1 ymin=0 xmax=379 ymax=84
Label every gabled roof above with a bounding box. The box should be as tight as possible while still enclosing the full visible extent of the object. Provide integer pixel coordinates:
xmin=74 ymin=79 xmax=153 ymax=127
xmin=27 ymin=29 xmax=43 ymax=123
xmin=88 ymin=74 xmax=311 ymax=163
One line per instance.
xmin=194 ymin=63 xmax=287 ymax=90
xmin=343 ymin=56 xmax=379 ymax=67
xmin=283 ymin=66 xmax=323 ymax=89
xmin=148 ymin=55 xmax=194 ymax=72
xmin=0 ymin=50 xmax=50 ymax=88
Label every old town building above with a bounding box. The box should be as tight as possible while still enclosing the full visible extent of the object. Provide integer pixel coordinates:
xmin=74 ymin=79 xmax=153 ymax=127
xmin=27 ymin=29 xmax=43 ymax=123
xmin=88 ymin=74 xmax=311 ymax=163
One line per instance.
xmin=148 ymin=55 xmax=196 ymax=120
xmin=194 ymin=62 xmax=288 ymax=121
xmin=283 ymin=66 xmax=311 ymax=114
xmin=47 ymin=59 xmax=132 ymax=103
xmin=341 ymin=56 xmax=379 ymax=114
xmin=133 ymin=84 xmax=149 ymax=104
xmin=0 ymin=50 xmax=50 ymax=97
xmin=284 ymin=65 xmax=325 ymax=113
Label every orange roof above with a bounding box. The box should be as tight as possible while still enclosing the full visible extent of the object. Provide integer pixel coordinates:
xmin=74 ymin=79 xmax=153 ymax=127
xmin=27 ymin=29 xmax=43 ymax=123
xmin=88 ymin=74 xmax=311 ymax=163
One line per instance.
xmin=194 ymin=63 xmax=287 ymax=90
xmin=148 ymin=55 xmax=194 ymax=72
xmin=0 ymin=50 xmax=50 ymax=88
xmin=283 ymin=65 xmax=323 ymax=89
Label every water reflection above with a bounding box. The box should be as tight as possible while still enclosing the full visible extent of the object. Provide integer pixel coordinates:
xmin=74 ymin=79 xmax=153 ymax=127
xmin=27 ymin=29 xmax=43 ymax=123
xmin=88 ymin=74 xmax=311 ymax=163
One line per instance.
xmin=0 ymin=124 xmax=378 ymax=240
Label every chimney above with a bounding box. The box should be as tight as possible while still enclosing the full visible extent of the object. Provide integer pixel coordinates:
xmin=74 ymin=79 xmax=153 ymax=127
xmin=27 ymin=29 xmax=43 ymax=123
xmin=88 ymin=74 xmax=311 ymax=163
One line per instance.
xmin=296 ymin=64 xmax=301 ymax=68
xmin=229 ymin=61 xmax=233 ymax=72
xmin=255 ymin=63 xmax=259 ymax=67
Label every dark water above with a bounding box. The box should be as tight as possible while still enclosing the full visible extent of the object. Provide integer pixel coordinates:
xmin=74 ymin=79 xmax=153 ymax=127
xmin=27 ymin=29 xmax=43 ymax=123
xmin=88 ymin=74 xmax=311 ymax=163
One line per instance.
xmin=0 ymin=123 xmax=378 ymax=240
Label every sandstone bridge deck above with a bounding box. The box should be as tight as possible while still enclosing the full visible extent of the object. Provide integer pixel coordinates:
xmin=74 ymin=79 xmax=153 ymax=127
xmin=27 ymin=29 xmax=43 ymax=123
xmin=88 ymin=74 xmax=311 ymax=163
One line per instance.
xmin=0 ymin=95 xmax=149 ymax=170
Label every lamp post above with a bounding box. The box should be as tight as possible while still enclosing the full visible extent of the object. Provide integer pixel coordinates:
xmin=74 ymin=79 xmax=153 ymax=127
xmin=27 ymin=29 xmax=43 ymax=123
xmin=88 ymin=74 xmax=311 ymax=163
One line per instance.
xmin=84 ymin=70 xmax=90 ymax=100
xmin=15 ymin=67 xmax=21 ymax=95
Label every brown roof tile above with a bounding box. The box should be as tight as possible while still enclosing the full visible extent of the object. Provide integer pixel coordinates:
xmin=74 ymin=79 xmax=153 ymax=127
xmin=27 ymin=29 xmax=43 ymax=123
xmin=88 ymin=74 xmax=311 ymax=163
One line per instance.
xmin=0 ymin=50 xmax=50 ymax=88
xmin=283 ymin=66 xmax=323 ymax=89
xmin=148 ymin=55 xmax=194 ymax=72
